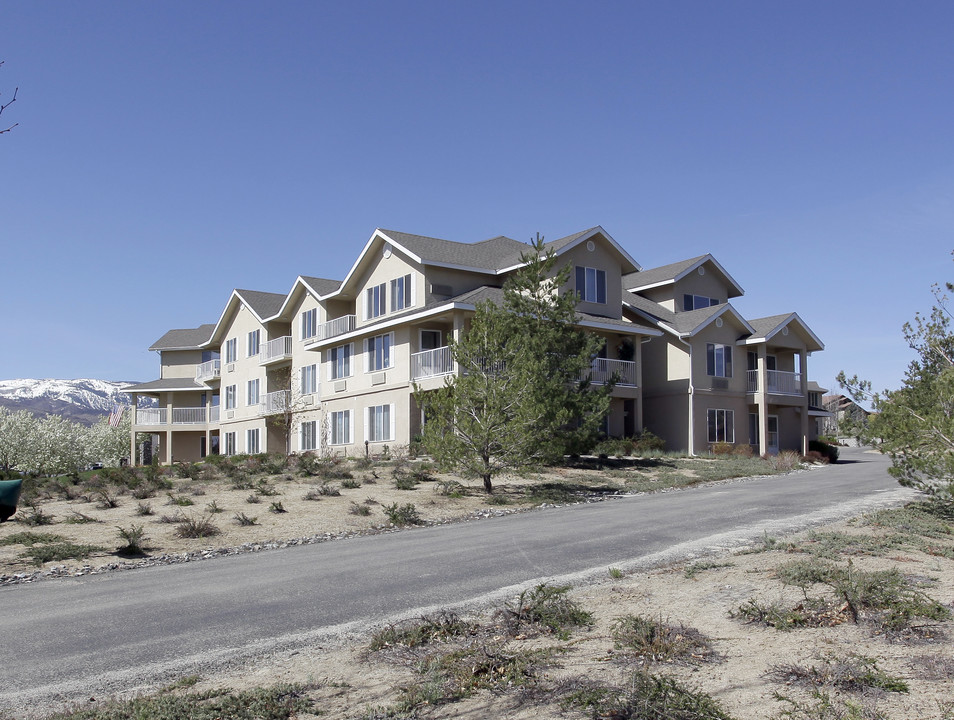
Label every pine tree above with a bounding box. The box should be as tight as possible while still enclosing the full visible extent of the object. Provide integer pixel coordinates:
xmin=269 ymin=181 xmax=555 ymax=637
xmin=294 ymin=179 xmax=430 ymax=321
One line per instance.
xmin=416 ymin=236 xmax=611 ymax=493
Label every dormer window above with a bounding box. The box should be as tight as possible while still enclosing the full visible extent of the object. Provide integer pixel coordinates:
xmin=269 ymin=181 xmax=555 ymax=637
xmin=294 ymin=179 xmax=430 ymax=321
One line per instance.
xmin=575 ymin=267 xmax=606 ymax=304
xmin=366 ymin=283 xmax=386 ymax=319
xmin=683 ymin=294 xmax=720 ymax=311
xmin=390 ymin=274 xmax=411 ymax=312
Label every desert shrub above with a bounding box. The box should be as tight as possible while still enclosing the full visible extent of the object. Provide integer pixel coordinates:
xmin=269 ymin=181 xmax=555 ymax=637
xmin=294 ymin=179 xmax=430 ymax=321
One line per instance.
xmin=368 ymin=610 xmax=472 ymax=651
xmin=768 ymin=652 xmax=908 ymax=693
xmin=808 ymin=439 xmax=839 ymax=463
xmin=174 ymin=515 xmax=221 ymax=538
xmin=316 ymin=481 xmax=340 ymax=496
xmin=65 ymin=511 xmax=99 ymax=524
xmin=254 ymin=479 xmax=279 ymax=496
xmin=765 ymin=450 xmax=802 ymax=471
xmin=349 ymin=501 xmax=371 ymax=516
xmin=166 ymin=493 xmax=194 ymax=507
xmin=205 ymin=500 xmax=223 ymax=514
xmin=260 ymin=453 xmax=289 ymax=475
xmin=268 ymin=501 xmax=286 ymax=514
xmin=802 ymin=450 xmax=828 ymax=464
xmin=562 ymin=670 xmax=734 ymax=720
xmin=632 ymin=429 xmax=666 ymax=454
xmin=383 ymin=502 xmax=423 ymax=526
xmin=16 ymin=504 xmax=54 ymax=526
xmin=594 ymin=437 xmax=634 ymax=458
xmin=498 ymin=583 xmax=593 ymax=639
xmin=116 ymin=524 xmax=148 ymax=555
xmin=0 ymin=531 xmax=64 ymax=546
xmin=435 ymin=479 xmax=464 ymax=497
xmin=233 ymin=512 xmax=257 ymax=526
xmin=135 ymin=502 xmax=154 ymax=516
xmin=21 ymin=542 xmax=101 ymax=566
xmin=341 ymin=478 xmax=362 ymax=489
xmin=393 ymin=474 xmax=419 ymax=490
xmin=709 ymin=442 xmax=735 ymax=455
xmin=611 ymin=615 xmax=717 ymax=664
xmin=174 ymin=462 xmax=202 ymax=480
xmin=92 ymin=488 xmax=121 ymax=509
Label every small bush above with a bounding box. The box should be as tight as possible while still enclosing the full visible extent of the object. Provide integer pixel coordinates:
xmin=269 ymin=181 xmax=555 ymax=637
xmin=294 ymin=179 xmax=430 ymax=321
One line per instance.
xmin=0 ymin=531 xmax=64 ymax=546
xmin=166 ymin=493 xmax=194 ymax=507
xmin=435 ymin=479 xmax=464 ymax=497
xmin=368 ymin=610 xmax=472 ymax=651
xmin=769 ymin=652 xmax=908 ymax=693
xmin=17 ymin=504 xmax=54 ymax=526
xmin=611 ymin=615 xmax=716 ymax=664
xmin=233 ymin=512 xmax=257 ymax=526
xmin=341 ymin=478 xmax=362 ymax=489
xmin=393 ymin=474 xmax=419 ymax=490
xmin=499 ymin=583 xmax=593 ymax=639
xmin=809 ymin=439 xmax=839 ymax=463
xmin=316 ymin=481 xmax=340 ymax=496
xmin=383 ymin=502 xmax=423 ymax=526
xmin=349 ymin=501 xmax=371 ymax=516
xmin=268 ymin=501 xmax=286 ymax=514
xmin=174 ymin=515 xmax=221 ymax=539
xmin=135 ymin=501 xmax=154 ymax=517
xmin=116 ymin=524 xmax=148 ymax=555
xmin=65 ymin=511 xmax=99 ymax=524
xmin=608 ymin=567 xmax=624 ymax=579
xmin=254 ymin=479 xmax=279 ymax=497
xmin=246 ymin=494 xmax=261 ymax=504
xmin=21 ymin=542 xmax=101 ymax=566
xmin=205 ymin=500 xmax=223 ymax=514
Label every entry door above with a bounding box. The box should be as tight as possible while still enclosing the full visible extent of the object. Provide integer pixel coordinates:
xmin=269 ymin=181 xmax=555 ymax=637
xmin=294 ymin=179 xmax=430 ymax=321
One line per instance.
xmin=420 ymin=330 xmax=442 ymax=351
xmin=767 ymin=415 xmax=779 ymax=453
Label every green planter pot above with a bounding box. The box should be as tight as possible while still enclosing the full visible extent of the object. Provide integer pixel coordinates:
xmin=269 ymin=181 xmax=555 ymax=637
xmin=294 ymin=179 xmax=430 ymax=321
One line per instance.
xmin=0 ymin=479 xmax=22 ymax=522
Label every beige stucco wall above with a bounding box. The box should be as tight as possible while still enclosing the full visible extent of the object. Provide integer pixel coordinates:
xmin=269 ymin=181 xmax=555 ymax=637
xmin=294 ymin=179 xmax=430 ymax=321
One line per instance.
xmin=161 ymin=350 xmax=204 ymax=379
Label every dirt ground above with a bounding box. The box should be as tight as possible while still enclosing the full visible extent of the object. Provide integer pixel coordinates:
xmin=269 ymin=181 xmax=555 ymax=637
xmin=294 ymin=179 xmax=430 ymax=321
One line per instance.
xmin=2 ymin=456 xmax=953 ymax=719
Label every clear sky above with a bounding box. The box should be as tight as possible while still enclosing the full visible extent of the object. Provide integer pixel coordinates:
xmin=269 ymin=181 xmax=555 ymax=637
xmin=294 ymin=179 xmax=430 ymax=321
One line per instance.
xmin=2 ymin=1 xmax=953 ymax=398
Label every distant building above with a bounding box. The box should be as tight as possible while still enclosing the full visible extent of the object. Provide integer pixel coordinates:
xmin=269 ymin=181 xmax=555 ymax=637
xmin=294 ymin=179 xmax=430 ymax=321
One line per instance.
xmin=821 ymin=394 xmax=871 ymax=437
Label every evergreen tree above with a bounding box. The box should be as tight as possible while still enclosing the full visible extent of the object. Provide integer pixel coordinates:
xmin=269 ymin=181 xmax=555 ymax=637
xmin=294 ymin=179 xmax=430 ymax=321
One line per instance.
xmin=416 ymin=236 xmax=612 ymax=493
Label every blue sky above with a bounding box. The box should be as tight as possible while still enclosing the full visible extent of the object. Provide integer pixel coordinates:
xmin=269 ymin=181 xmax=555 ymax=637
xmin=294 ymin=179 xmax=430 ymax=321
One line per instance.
xmin=2 ymin=1 xmax=952 ymax=398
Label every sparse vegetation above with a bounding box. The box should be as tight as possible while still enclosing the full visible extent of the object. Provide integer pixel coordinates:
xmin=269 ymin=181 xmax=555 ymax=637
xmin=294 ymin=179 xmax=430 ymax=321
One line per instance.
xmin=611 ymin=614 xmax=717 ymax=664
xmin=174 ymin=515 xmax=221 ymax=539
xmin=116 ymin=524 xmax=148 ymax=555
xmin=382 ymin=502 xmax=422 ymax=526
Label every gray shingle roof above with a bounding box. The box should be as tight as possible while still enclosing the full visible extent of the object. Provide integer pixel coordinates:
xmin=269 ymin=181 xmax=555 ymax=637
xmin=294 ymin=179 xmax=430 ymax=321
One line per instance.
xmin=622 ymin=291 xmax=676 ymax=324
xmin=380 ymin=229 xmax=529 ymax=273
xmin=235 ymin=289 xmax=286 ymax=320
xmin=746 ymin=314 xmax=793 ymax=339
xmin=148 ymin=324 xmax=216 ymax=351
xmin=669 ymin=305 xmax=726 ymax=334
xmin=623 ymin=255 xmax=709 ymax=291
xmin=301 ymin=276 xmax=342 ymax=297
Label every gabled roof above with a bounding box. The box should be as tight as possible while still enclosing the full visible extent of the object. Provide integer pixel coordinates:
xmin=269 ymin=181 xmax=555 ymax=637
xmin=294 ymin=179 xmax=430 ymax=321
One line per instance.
xmin=622 ymin=291 xmax=676 ymax=325
xmin=235 ymin=289 xmax=286 ymax=321
xmin=623 ymin=254 xmax=744 ymax=298
xmin=622 ymin=293 xmax=753 ymax=338
xmin=273 ymin=275 xmax=343 ymax=321
xmin=148 ymin=324 xmax=216 ymax=351
xmin=741 ymin=312 xmax=824 ymax=351
xmin=300 ymin=276 xmax=342 ymax=297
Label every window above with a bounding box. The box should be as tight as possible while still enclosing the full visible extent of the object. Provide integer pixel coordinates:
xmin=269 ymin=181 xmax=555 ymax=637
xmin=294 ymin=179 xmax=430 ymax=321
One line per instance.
xmin=367 ymin=333 xmax=392 ymax=372
xmin=330 ymin=344 xmax=352 ymax=379
xmin=300 ymin=308 xmax=317 ymax=340
xmin=366 ymin=282 xmax=386 ymax=319
xmin=707 ymin=409 xmax=734 ymax=444
xmin=225 ymin=385 xmax=236 ymax=410
xmin=247 ymin=378 xmax=260 ymax=406
xmin=246 ymin=428 xmax=260 ymax=454
xmin=390 ymin=274 xmax=411 ymax=312
xmin=683 ymin=294 xmax=720 ymax=311
xmin=420 ymin=329 xmax=442 ymax=351
xmin=706 ymin=343 xmax=733 ymax=378
xmin=224 ymin=432 xmax=236 ymax=456
xmin=367 ymin=404 xmax=393 ymax=442
xmin=575 ymin=266 xmax=606 ymax=304
xmin=301 ymin=364 xmax=317 ymax=395
xmin=225 ymin=338 xmax=237 ymax=364
xmin=247 ymin=329 xmax=260 ymax=357
xmin=330 ymin=410 xmax=351 ymax=445
xmin=300 ymin=420 xmax=317 ymax=451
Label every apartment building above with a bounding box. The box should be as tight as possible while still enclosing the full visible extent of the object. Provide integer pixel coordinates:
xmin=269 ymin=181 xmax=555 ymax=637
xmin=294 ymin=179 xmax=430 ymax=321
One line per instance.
xmin=125 ymin=227 xmax=824 ymax=462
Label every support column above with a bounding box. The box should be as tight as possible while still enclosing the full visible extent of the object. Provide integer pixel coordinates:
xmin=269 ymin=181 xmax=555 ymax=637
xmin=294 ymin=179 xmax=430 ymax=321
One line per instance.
xmin=799 ymin=349 xmax=809 ymax=454
xmin=757 ymin=346 xmax=769 ymax=457
xmin=129 ymin=394 xmax=138 ymax=465
xmin=635 ymin=337 xmax=644 ymax=431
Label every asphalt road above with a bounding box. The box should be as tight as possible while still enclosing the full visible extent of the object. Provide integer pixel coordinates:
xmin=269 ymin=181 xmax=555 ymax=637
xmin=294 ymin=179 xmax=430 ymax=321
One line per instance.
xmin=0 ymin=449 xmax=910 ymax=713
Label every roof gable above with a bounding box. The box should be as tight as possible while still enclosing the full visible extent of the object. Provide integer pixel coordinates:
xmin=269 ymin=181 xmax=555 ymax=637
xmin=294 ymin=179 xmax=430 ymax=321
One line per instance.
xmin=742 ymin=312 xmax=824 ymax=351
xmin=148 ymin=324 xmax=216 ymax=351
xmin=624 ymin=254 xmax=744 ymax=298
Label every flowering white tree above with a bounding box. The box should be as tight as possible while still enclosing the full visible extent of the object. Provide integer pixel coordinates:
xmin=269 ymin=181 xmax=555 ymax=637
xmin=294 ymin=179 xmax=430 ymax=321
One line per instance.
xmin=0 ymin=407 xmax=36 ymax=474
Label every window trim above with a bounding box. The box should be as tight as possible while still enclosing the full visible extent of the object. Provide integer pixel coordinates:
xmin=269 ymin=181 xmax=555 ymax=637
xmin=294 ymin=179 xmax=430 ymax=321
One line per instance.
xmin=301 ymin=363 xmax=317 ymax=395
xmin=329 ymin=343 xmax=353 ymax=380
xmin=224 ymin=431 xmax=236 ymax=456
xmin=225 ymin=338 xmax=237 ymax=364
xmin=224 ymin=384 xmax=236 ymax=410
xmin=683 ymin=294 xmax=720 ymax=311
xmin=575 ymin=266 xmax=607 ymax=304
xmin=330 ymin=409 xmax=352 ymax=446
xmin=247 ymin=378 xmax=260 ymax=406
xmin=366 ymin=282 xmax=387 ymax=320
xmin=365 ymin=332 xmax=394 ymax=372
xmin=365 ymin=403 xmax=395 ymax=443
xmin=247 ymin=329 xmax=261 ymax=357
xmin=246 ymin=428 xmax=260 ymax=455
xmin=300 ymin=420 xmax=317 ymax=452
xmin=707 ymin=408 xmax=735 ymax=444
xmin=706 ymin=343 xmax=733 ymax=378
xmin=390 ymin=273 xmax=412 ymax=312
xmin=300 ymin=308 xmax=318 ymax=341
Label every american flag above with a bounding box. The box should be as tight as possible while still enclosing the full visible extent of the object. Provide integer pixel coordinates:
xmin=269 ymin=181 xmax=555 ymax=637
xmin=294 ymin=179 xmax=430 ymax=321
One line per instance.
xmin=108 ymin=405 xmax=125 ymax=427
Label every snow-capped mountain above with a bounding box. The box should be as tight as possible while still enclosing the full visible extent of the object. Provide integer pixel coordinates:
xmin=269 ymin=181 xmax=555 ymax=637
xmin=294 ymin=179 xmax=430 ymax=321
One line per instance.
xmin=0 ymin=379 xmax=140 ymax=426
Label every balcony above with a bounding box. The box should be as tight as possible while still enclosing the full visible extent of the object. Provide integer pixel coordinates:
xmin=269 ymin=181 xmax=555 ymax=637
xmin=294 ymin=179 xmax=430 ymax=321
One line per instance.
xmin=411 ymin=346 xmax=454 ymax=380
xmin=747 ymin=370 xmax=803 ymax=396
xmin=307 ymin=315 xmax=356 ymax=344
xmin=260 ymin=390 xmax=290 ymax=415
xmin=583 ymin=358 xmax=637 ymax=387
xmin=195 ymin=359 xmax=221 ymax=383
xmin=136 ymin=407 xmax=214 ymax=426
xmin=260 ymin=336 xmax=293 ymax=365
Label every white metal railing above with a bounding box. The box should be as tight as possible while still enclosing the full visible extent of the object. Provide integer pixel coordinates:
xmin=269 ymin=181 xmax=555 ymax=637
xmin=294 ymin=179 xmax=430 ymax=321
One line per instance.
xmin=260 ymin=336 xmax=293 ymax=364
xmin=260 ymin=390 xmax=290 ymax=415
xmin=584 ymin=358 xmax=637 ymax=387
xmin=210 ymin=406 xmax=220 ymax=423
xmin=195 ymin=359 xmax=221 ymax=382
xmin=136 ymin=408 xmax=167 ymax=425
xmin=172 ymin=407 xmax=207 ymax=424
xmin=747 ymin=369 xmax=803 ymax=396
xmin=411 ymin=346 xmax=455 ymax=380
xmin=314 ymin=315 xmax=356 ymax=342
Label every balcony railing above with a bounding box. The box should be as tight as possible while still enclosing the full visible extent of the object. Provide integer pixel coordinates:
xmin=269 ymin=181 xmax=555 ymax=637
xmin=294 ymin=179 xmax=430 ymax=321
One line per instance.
xmin=260 ymin=336 xmax=293 ymax=364
xmin=411 ymin=346 xmax=455 ymax=380
xmin=583 ymin=358 xmax=637 ymax=387
xmin=136 ymin=407 xmax=214 ymax=425
xmin=260 ymin=390 xmax=290 ymax=415
xmin=195 ymin=359 xmax=221 ymax=382
xmin=746 ymin=370 xmax=803 ymax=396
xmin=312 ymin=315 xmax=356 ymax=343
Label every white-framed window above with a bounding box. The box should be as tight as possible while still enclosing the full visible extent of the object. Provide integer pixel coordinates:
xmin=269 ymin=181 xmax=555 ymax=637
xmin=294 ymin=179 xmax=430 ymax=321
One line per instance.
xmin=366 ymin=282 xmax=386 ymax=319
xmin=247 ymin=378 xmax=260 ymax=406
xmin=246 ymin=428 xmax=260 ymax=454
xmin=300 ymin=420 xmax=317 ymax=451
xmin=390 ymin=274 xmax=412 ymax=312
xmin=300 ymin=308 xmax=318 ymax=340
xmin=366 ymin=404 xmax=394 ymax=443
xmin=707 ymin=409 xmax=734 ymax=444
xmin=706 ymin=343 xmax=733 ymax=378
xmin=330 ymin=410 xmax=352 ymax=445
xmin=225 ymin=384 xmax=237 ymax=410
xmin=224 ymin=432 xmax=236 ymax=456
xmin=366 ymin=333 xmax=393 ymax=372
xmin=247 ymin=329 xmax=261 ymax=357
xmin=330 ymin=344 xmax=352 ymax=380
xmin=420 ymin=329 xmax=442 ymax=351
xmin=301 ymin=364 xmax=317 ymax=395
xmin=575 ymin=266 xmax=607 ymax=304
xmin=225 ymin=338 xmax=237 ymax=364
xmin=683 ymin=294 xmax=720 ymax=311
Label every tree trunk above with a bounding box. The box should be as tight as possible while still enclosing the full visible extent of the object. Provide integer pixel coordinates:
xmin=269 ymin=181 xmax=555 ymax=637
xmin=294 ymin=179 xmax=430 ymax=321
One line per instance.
xmin=483 ymin=473 xmax=494 ymax=494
